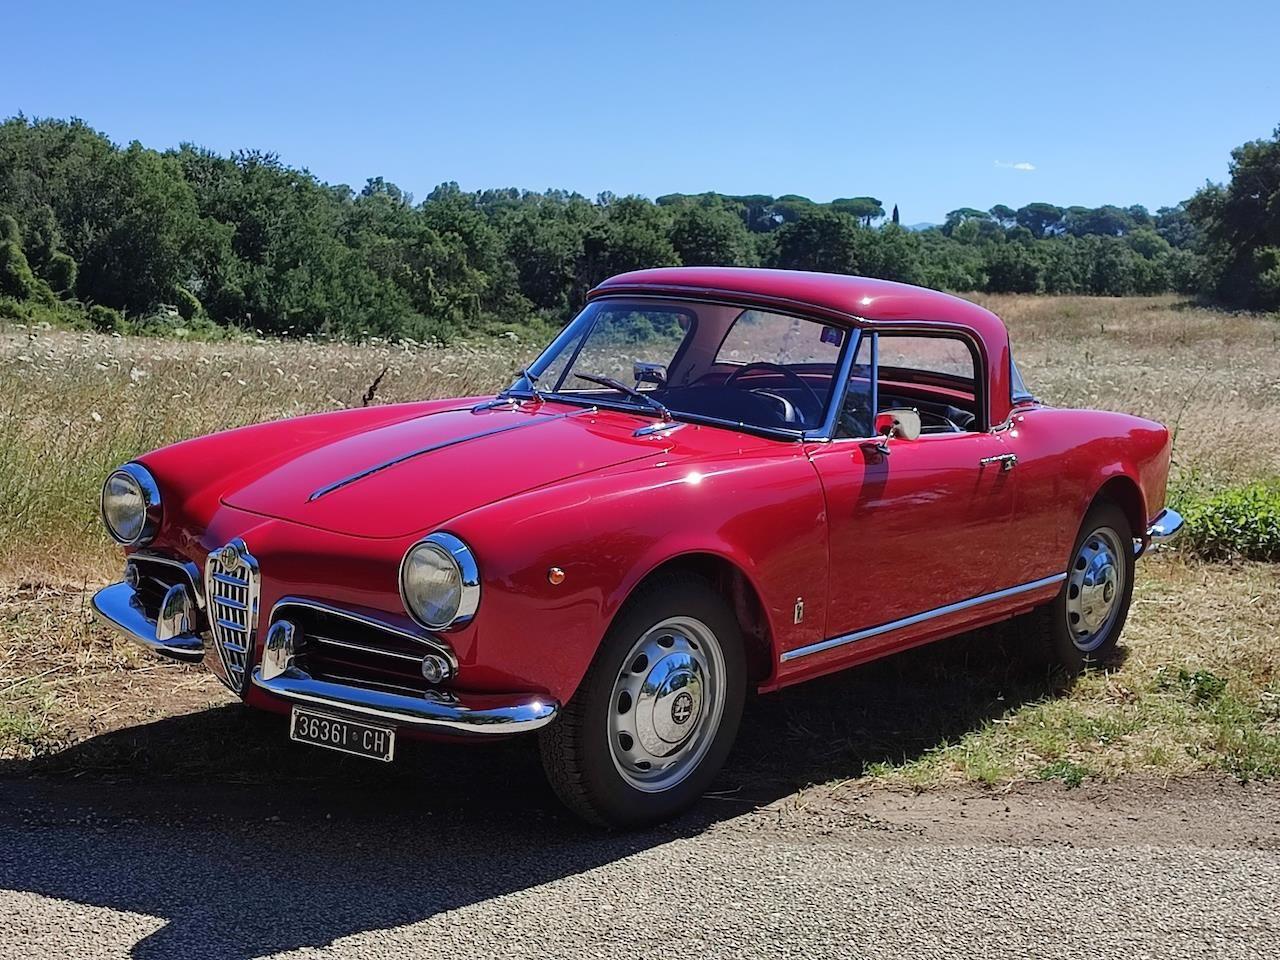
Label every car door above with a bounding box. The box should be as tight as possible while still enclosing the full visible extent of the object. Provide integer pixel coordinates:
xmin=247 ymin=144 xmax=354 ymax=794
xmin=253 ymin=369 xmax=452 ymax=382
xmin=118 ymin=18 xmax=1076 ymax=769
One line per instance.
xmin=803 ymin=329 xmax=1018 ymax=659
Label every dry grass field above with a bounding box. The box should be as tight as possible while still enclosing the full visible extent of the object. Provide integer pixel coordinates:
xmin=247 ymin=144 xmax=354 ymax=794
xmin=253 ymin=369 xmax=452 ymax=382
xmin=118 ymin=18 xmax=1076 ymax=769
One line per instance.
xmin=0 ymin=295 xmax=1277 ymax=792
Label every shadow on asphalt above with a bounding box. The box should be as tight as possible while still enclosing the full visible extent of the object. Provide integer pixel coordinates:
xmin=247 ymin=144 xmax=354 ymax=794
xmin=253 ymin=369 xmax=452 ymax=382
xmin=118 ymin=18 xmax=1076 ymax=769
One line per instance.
xmin=0 ymin=621 xmax=1119 ymax=959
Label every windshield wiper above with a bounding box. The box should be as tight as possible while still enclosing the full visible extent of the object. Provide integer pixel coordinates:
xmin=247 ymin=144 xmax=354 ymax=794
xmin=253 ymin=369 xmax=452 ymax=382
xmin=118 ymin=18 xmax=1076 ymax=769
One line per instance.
xmin=474 ymin=368 xmax=545 ymax=412
xmin=574 ymin=373 xmax=672 ymax=421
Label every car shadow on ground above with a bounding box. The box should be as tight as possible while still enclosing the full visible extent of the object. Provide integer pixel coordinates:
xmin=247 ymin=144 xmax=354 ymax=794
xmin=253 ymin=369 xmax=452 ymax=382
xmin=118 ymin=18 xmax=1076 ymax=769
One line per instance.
xmin=0 ymin=622 xmax=1116 ymax=959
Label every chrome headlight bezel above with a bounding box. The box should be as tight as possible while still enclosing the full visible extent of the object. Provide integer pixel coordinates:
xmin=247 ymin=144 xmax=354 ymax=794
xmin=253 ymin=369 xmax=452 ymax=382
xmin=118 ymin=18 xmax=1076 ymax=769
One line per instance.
xmin=398 ymin=532 xmax=480 ymax=631
xmin=100 ymin=463 xmax=162 ymax=546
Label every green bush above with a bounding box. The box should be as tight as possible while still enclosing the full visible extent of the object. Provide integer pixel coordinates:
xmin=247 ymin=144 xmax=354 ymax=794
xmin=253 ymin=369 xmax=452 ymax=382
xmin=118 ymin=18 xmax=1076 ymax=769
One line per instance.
xmin=0 ymin=240 xmax=36 ymax=299
xmin=87 ymin=304 xmax=122 ymax=333
xmin=173 ymin=287 xmax=201 ymax=320
xmin=45 ymin=252 xmax=77 ymax=293
xmin=0 ymin=214 xmax=19 ymax=243
xmin=1177 ymin=480 xmax=1280 ymax=561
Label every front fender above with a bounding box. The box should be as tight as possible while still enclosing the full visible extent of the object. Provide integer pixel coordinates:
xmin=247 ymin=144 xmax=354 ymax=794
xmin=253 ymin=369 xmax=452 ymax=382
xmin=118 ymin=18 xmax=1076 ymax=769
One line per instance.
xmin=444 ymin=445 xmax=828 ymax=704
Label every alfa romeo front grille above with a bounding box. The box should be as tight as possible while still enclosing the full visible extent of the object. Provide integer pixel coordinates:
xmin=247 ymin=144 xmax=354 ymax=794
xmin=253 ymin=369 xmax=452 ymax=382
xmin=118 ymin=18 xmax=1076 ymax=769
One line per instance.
xmin=204 ymin=539 xmax=260 ymax=693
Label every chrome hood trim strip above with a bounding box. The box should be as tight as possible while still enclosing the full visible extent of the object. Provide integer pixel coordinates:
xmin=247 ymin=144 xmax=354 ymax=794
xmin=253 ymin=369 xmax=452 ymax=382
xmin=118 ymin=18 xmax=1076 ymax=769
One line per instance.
xmin=307 ymin=408 xmax=587 ymax=502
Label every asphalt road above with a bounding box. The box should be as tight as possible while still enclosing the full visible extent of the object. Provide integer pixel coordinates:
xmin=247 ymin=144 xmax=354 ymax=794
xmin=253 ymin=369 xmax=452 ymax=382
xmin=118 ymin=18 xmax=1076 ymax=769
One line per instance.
xmin=1 ymin=776 xmax=1277 ymax=960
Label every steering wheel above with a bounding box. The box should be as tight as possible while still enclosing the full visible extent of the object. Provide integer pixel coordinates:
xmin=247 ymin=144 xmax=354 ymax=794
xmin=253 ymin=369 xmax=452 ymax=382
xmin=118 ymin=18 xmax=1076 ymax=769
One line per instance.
xmin=723 ymin=362 xmax=825 ymax=422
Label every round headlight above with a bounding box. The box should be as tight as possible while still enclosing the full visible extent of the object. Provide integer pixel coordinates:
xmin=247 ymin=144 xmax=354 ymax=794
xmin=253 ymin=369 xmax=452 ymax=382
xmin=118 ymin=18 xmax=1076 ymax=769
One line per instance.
xmin=100 ymin=463 xmax=162 ymax=545
xmin=399 ymin=532 xmax=480 ymax=630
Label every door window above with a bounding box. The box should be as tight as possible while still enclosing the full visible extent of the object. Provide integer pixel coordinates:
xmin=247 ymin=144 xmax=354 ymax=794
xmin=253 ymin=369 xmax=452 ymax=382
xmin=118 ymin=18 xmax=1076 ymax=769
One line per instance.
xmin=836 ymin=331 xmax=982 ymax=438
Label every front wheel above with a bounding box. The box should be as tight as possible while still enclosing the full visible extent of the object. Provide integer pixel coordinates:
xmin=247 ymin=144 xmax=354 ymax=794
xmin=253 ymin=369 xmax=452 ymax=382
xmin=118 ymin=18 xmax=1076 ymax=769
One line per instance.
xmin=539 ymin=574 xmax=745 ymax=828
xmin=1043 ymin=500 xmax=1135 ymax=672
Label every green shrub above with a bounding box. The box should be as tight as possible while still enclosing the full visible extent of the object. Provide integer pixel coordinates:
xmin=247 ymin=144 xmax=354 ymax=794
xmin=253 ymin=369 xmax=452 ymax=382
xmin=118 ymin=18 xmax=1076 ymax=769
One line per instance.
xmin=87 ymin=304 xmax=122 ymax=333
xmin=0 ymin=214 xmax=19 ymax=243
xmin=1177 ymin=480 xmax=1280 ymax=561
xmin=0 ymin=240 xmax=36 ymax=299
xmin=173 ymin=287 xmax=201 ymax=320
xmin=45 ymin=252 xmax=77 ymax=293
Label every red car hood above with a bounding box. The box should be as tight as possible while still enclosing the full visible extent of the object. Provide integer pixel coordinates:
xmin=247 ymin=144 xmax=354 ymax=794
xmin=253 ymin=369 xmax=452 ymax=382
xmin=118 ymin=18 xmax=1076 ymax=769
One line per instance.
xmin=222 ymin=403 xmax=662 ymax=538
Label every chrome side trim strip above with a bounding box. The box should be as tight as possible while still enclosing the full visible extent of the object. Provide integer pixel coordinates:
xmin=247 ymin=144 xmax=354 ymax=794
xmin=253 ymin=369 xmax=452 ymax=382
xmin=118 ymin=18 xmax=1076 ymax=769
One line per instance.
xmin=780 ymin=572 xmax=1068 ymax=663
xmin=307 ymin=409 xmax=586 ymax=502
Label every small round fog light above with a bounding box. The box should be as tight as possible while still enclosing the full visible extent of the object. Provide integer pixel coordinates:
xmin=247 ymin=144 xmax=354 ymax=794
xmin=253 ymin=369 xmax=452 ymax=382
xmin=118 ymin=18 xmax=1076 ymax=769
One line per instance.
xmin=420 ymin=654 xmax=451 ymax=684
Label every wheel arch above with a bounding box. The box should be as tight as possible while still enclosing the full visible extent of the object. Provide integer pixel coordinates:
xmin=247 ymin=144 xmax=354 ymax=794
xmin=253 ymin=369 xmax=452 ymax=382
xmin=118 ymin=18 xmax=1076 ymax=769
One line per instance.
xmin=617 ymin=552 xmax=776 ymax=688
xmin=1090 ymin=474 xmax=1147 ymax=543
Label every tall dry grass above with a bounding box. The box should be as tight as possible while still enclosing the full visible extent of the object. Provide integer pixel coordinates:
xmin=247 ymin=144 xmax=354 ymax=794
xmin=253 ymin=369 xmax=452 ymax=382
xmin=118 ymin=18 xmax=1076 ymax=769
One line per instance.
xmin=0 ymin=329 xmax=529 ymax=577
xmin=3 ymin=295 xmax=1278 ymax=579
xmin=975 ymin=294 xmax=1280 ymax=489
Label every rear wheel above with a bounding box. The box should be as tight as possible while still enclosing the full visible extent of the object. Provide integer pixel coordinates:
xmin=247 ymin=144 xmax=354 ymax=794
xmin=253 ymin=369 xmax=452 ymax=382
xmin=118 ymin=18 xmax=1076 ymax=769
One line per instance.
xmin=1044 ymin=501 xmax=1135 ymax=672
xmin=539 ymin=574 xmax=745 ymax=828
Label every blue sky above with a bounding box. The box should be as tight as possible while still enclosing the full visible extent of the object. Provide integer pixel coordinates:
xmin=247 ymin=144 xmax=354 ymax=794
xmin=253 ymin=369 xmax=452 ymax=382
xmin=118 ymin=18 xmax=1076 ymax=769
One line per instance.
xmin=7 ymin=0 xmax=1278 ymax=222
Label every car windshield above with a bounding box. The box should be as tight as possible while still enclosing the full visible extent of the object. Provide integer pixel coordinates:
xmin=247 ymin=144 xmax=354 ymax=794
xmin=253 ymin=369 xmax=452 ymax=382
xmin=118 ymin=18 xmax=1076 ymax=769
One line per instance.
xmin=513 ymin=297 xmax=855 ymax=435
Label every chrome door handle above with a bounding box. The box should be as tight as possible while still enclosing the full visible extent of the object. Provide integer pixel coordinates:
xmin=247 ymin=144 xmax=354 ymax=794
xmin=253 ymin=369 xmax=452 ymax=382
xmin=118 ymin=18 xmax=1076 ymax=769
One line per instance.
xmin=979 ymin=453 xmax=1018 ymax=471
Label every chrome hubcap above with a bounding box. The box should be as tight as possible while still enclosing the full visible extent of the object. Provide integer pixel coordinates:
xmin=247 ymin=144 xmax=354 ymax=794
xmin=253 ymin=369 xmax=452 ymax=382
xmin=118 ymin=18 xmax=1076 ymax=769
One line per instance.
xmin=1065 ymin=526 xmax=1125 ymax=652
xmin=609 ymin=616 xmax=725 ymax=792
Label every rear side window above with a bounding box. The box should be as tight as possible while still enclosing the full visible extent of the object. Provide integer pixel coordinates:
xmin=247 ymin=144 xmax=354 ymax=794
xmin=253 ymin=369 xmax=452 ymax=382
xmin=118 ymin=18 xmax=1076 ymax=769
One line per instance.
xmin=877 ymin=334 xmax=975 ymax=384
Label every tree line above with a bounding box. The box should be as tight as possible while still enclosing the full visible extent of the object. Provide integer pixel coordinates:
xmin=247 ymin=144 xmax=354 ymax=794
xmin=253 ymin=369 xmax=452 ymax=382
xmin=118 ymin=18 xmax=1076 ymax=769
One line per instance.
xmin=0 ymin=116 xmax=1276 ymax=342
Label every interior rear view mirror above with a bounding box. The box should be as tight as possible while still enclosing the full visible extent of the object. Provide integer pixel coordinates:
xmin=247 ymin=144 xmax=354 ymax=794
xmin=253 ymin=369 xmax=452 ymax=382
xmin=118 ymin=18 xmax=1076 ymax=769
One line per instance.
xmin=633 ymin=362 xmax=667 ymax=387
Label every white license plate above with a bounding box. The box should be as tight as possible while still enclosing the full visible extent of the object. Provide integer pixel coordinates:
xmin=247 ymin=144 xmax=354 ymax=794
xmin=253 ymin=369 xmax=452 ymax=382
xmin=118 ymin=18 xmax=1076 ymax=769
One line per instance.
xmin=289 ymin=707 xmax=395 ymax=762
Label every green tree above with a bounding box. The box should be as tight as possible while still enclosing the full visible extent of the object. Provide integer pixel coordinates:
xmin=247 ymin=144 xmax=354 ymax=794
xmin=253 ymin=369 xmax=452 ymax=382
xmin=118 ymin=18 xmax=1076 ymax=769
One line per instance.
xmin=830 ymin=196 xmax=884 ymax=226
xmin=45 ymin=252 xmax=77 ymax=293
xmin=1187 ymin=126 xmax=1280 ymax=309
xmin=1015 ymin=203 xmax=1064 ymax=238
xmin=0 ymin=240 xmax=36 ymax=299
xmin=668 ymin=200 xmax=755 ymax=266
xmin=770 ymin=210 xmax=862 ymax=273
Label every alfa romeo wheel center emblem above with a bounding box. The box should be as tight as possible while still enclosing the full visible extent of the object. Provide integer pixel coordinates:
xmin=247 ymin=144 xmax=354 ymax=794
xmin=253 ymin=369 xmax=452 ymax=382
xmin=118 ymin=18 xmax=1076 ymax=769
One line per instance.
xmin=671 ymin=691 xmax=694 ymax=725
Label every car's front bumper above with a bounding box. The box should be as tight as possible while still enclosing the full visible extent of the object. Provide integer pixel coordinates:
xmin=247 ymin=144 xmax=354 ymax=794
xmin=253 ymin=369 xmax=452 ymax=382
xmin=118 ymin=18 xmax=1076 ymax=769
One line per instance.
xmin=249 ymin=666 xmax=557 ymax=735
xmin=1135 ymin=507 xmax=1185 ymax=558
xmin=90 ymin=579 xmax=558 ymax=737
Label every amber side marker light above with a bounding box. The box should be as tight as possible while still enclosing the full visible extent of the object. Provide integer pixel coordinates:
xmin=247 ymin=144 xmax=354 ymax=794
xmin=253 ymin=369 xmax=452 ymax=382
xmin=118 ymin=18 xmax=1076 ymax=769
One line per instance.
xmin=548 ymin=567 xmax=566 ymax=585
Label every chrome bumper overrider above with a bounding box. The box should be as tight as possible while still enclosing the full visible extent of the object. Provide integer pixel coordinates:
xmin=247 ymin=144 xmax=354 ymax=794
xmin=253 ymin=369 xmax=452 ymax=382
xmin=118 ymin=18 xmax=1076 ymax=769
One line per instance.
xmin=1136 ymin=507 xmax=1185 ymax=558
xmin=91 ymin=581 xmax=205 ymax=662
xmin=91 ymin=579 xmax=559 ymax=736
xmin=250 ymin=666 xmax=559 ymax=735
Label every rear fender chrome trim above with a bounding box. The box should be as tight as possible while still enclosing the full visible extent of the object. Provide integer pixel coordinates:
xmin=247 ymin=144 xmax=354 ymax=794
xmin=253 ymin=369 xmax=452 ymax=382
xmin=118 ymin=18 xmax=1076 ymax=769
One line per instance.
xmin=780 ymin=572 xmax=1067 ymax=663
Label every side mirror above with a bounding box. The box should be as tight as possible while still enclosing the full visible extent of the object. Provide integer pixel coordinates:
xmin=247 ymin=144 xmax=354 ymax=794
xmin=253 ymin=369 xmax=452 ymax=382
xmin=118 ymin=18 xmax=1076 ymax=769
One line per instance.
xmin=869 ymin=408 xmax=921 ymax=454
xmin=633 ymin=361 xmax=667 ymax=387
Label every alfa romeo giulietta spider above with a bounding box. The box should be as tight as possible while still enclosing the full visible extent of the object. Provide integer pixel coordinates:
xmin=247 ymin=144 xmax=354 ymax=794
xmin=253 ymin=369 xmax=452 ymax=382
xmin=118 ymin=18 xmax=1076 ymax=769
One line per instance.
xmin=93 ymin=267 xmax=1183 ymax=826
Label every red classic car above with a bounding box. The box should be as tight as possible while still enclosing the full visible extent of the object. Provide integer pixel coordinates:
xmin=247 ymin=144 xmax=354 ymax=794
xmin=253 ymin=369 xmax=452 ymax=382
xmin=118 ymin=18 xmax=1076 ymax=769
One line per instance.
xmin=93 ymin=267 xmax=1182 ymax=826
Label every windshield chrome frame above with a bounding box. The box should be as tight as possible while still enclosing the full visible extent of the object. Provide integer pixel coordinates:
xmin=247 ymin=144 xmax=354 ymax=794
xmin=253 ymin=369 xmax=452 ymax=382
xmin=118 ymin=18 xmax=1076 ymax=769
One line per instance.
xmin=506 ymin=293 xmax=863 ymax=443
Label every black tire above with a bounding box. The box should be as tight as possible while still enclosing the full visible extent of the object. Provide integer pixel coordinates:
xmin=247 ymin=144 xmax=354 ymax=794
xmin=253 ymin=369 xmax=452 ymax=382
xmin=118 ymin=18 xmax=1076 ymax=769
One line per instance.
xmin=1043 ymin=500 xmax=1135 ymax=673
xmin=538 ymin=573 xmax=746 ymax=828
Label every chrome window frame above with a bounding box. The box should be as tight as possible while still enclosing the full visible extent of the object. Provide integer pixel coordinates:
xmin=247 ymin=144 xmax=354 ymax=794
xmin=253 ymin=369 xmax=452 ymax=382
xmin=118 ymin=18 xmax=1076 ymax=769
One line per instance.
xmin=511 ymin=293 xmax=863 ymax=443
xmin=823 ymin=321 xmax=992 ymax=442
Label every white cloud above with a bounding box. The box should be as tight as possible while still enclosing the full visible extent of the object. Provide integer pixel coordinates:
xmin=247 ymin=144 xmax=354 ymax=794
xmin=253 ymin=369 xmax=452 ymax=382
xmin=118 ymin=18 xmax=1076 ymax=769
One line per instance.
xmin=995 ymin=160 xmax=1036 ymax=172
